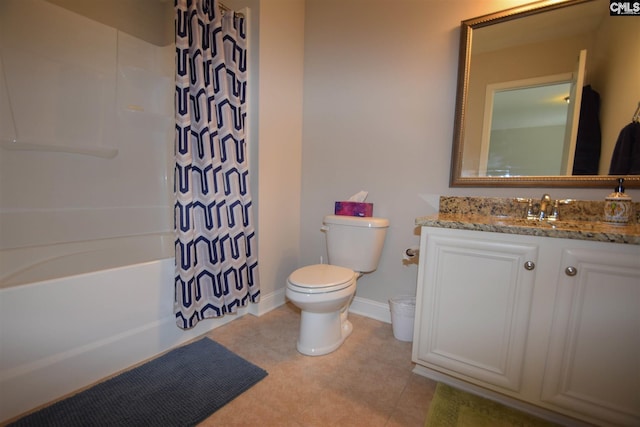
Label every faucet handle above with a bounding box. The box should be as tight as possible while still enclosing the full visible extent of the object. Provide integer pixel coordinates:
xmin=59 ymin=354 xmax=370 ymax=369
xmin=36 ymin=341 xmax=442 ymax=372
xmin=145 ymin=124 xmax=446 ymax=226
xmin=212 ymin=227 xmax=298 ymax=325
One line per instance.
xmin=515 ymin=198 xmax=536 ymax=220
xmin=548 ymin=200 xmax=560 ymax=222
xmin=547 ymin=198 xmax=575 ymax=222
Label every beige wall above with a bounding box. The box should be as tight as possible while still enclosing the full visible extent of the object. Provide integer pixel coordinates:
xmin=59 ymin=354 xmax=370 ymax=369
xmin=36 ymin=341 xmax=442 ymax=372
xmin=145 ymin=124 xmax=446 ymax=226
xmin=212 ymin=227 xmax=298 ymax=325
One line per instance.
xmin=298 ymin=0 xmax=640 ymax=305
xmin=256 ymin=0 xmax=305 ymax=298
xmin=0 ymin=0 xmax=174 ymax=249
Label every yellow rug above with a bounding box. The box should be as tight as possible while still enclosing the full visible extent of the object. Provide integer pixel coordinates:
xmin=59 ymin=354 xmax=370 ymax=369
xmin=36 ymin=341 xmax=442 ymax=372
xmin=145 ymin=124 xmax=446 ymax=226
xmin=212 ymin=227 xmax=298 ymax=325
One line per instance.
xmin=425 ymin=383 xmax=561 ymax=427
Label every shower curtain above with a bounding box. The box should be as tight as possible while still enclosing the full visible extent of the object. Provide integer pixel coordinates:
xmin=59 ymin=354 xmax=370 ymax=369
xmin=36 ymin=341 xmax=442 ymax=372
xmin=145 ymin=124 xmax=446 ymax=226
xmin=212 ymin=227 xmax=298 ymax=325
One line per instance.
xmin=174 ymin=0 xmax=259 ymax=329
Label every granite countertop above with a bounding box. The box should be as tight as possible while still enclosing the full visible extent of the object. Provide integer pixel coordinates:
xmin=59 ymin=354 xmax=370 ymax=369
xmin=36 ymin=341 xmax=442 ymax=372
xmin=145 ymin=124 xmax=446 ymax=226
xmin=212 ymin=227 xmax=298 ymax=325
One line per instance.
xmin=416 ymin=197 xmax=640 ymax=245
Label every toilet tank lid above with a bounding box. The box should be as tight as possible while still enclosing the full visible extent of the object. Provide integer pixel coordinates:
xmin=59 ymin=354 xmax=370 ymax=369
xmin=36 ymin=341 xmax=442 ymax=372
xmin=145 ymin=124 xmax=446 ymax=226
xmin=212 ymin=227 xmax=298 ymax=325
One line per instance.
xmin=323 ymin=215 xmax=389 ymax=228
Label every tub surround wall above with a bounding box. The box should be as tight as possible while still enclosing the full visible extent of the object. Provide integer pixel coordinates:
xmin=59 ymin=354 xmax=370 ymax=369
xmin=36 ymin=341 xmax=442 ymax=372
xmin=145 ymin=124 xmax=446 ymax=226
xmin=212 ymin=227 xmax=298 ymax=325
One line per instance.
xmin=0 ymin=0 xmax=174 ymax=252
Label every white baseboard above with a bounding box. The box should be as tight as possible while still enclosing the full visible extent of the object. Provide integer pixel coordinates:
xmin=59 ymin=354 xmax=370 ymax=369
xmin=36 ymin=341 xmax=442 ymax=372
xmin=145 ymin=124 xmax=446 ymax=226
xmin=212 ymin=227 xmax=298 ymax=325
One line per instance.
xmin=249 ymin=287 xmax=286 ymax=317
xmin=266 ymin=288 xmax=392 ymax=324
xmin=349 ymin=296 xmax=391 ymax=324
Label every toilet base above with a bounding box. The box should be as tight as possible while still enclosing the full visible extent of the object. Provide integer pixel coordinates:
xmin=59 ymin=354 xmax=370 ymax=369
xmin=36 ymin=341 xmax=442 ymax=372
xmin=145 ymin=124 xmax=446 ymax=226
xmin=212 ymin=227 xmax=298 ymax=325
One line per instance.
xmin=297 ymin=311 xmax=353 ymax=356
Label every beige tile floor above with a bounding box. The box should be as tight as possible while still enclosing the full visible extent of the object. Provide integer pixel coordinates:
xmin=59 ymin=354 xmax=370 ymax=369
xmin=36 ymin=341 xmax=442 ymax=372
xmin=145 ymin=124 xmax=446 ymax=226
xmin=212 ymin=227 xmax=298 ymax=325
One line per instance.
xmin=199 ymin=302 xmax=437 ymax=427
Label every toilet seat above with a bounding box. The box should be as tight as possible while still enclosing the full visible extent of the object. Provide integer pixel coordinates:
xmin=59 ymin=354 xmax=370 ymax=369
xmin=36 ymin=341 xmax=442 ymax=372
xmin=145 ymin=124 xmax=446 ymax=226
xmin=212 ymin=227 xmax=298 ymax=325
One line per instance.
xmin=287 ymin=264 xmax=355 ymax=294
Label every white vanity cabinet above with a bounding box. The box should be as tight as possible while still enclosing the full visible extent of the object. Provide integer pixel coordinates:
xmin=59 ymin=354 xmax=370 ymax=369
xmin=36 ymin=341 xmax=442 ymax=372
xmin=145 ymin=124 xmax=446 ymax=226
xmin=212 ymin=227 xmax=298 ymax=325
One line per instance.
xmin=412 ymin=226 xmax=640 ymax=426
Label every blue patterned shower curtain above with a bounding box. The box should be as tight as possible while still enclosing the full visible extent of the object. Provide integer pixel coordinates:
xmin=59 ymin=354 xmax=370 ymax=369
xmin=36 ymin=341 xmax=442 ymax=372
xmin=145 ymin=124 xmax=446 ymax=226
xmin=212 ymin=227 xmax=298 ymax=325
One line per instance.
xmin=174 ymin=0 xmax=259 ymax=329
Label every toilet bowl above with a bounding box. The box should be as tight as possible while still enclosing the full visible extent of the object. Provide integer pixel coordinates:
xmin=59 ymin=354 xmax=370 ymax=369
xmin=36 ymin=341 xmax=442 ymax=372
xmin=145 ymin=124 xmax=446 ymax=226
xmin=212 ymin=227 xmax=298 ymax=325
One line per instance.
xmin=286 ymin=264 xmax=357 ymax=356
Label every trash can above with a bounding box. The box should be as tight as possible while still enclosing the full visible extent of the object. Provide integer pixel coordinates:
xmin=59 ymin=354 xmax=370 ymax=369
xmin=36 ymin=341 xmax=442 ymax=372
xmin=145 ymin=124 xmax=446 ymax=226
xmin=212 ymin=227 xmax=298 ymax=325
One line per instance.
xmin=389 ymin=296 xmax=416 ymax=342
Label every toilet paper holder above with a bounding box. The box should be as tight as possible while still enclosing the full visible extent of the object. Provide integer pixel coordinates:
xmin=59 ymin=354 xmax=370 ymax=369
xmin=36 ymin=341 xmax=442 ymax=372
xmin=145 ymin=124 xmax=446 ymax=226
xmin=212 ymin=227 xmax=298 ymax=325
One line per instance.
xmin=405 ymin=247 xmax=419 ymax=258
xmin=402 ymin=247 xmax=420 ymax=266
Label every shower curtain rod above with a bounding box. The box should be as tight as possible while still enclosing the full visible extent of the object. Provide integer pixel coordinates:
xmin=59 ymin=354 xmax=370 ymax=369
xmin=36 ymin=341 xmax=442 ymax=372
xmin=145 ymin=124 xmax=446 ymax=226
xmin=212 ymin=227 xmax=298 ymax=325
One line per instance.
xmin=219 ymin=3 xmax=244 ymax=18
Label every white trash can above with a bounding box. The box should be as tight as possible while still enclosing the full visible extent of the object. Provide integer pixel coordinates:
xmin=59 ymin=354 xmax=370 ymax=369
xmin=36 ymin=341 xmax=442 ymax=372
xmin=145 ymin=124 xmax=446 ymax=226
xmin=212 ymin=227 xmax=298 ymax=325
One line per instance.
xmin=389 ymin=296 xmax=416 ymax=342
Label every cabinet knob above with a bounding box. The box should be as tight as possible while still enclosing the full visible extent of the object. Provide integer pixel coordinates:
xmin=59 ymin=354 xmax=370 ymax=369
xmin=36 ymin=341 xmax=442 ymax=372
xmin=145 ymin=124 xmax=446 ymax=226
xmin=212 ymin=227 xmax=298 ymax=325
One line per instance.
xmin=565 ymin=266 xmax=577 ymax=276
xmin=524 ymin=261 xmax=535 ymax=270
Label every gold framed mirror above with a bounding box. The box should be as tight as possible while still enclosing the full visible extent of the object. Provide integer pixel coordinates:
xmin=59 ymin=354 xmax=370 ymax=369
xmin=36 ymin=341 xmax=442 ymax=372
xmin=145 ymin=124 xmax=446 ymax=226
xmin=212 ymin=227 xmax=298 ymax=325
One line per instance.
xmin=450 ymin=0 xmax=640 ymax=188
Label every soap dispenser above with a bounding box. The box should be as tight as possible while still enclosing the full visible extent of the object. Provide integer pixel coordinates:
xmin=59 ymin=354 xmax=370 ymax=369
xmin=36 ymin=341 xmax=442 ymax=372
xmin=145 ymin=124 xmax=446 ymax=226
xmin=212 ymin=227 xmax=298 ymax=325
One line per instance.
xmin=604 ymin=178 xmax=632 ymax=225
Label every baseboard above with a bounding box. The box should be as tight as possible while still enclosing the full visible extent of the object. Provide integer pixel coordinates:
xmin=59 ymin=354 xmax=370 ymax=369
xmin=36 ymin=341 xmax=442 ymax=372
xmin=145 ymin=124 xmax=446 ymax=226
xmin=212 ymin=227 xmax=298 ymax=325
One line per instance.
xmin=349 ymin=296 xmax=391 ymax=323
xmin=249 ymin=287 xmax=286 ymax=317
xmin=251 ymin=290 xmax=391 ymax=324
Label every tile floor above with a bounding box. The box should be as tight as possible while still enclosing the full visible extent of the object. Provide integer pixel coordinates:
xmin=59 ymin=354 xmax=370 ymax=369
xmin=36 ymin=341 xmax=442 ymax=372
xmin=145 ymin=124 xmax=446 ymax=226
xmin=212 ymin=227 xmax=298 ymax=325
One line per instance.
xmin=199 ymin=302 xmax=437 ymax=426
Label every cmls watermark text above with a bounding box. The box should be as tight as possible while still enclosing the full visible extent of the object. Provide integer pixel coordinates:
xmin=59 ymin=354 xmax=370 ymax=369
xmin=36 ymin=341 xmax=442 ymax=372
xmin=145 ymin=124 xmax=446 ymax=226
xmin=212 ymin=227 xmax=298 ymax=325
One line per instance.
xmin=610 ymin=1 xmax=640 ymax=15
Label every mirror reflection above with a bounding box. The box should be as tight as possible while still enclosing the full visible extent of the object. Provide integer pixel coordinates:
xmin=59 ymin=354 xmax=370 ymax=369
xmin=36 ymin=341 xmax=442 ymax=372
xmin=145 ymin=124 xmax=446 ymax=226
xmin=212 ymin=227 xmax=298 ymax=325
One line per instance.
xmin=452 ymin=0 xmax=640 ymax=187
xmin=482 ymin=78 xmax=572 ymax=176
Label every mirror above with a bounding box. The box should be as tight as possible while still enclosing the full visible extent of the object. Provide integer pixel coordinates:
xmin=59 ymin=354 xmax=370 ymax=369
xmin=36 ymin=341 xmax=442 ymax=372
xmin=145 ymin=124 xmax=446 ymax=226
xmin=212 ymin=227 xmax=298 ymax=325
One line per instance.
xmin=450 ymin=0 xmax=640 ymax=187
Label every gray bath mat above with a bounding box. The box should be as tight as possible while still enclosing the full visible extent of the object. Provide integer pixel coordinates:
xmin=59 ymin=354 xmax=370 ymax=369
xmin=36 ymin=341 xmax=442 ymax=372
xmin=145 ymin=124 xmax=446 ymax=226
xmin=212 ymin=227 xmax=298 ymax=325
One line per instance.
xmin=10 ymin=338 xmax=267 ymax=426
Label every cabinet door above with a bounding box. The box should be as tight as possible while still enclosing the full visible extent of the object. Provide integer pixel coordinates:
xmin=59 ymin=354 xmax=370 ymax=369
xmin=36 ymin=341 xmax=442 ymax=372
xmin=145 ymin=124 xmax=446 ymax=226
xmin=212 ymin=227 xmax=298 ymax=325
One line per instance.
xmin=542 ymin=246 xmax=640 ymax=426
xmin=413 ymin=230 xmax=538 ymax=392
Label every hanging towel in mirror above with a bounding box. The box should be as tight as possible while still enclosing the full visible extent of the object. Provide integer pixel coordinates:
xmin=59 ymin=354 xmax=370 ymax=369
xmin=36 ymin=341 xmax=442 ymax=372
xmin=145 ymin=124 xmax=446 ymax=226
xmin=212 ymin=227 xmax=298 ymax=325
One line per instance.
xmin=609 ymin=121 xmax=640 ymax=175
xmin=573 ymin=85 xmax=601 ymax=175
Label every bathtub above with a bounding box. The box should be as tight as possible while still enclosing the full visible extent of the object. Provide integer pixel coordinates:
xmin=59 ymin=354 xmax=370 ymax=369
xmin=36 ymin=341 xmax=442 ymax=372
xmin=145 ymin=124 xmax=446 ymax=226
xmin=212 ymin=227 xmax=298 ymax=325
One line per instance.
xmin=0 ymin=233 xmax=252 ymax=422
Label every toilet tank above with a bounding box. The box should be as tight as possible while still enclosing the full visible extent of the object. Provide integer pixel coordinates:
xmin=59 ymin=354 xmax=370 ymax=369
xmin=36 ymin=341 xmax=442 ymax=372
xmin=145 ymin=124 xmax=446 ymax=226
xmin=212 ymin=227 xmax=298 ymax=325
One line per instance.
xmin=322 ymin=215 xmax=389 ymax=273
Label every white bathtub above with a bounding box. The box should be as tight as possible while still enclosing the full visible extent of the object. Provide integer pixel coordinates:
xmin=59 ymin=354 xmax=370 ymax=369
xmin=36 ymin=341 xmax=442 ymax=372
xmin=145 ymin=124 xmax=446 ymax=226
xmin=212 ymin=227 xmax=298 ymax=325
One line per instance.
xmin=0 ymin=233 xmax=253 ymax=422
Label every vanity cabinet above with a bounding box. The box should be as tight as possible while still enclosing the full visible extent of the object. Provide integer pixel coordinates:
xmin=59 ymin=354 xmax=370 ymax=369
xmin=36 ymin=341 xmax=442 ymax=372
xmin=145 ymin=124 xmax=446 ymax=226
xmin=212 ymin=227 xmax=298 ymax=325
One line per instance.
xmin=413 ymin=227 xmax=640 ymax=426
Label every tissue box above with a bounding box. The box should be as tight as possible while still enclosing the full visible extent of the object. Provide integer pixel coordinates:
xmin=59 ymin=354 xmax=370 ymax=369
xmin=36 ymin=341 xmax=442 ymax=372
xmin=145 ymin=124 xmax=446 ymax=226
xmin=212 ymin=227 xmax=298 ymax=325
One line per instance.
xmin=334 ymin=201 xmax=373 ymax=217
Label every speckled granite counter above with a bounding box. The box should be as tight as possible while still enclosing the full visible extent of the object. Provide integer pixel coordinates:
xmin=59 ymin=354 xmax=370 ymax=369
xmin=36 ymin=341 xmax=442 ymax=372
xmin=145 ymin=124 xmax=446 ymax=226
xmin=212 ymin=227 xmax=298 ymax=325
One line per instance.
xmin=416 ymin=196 xmax=640 ymax=245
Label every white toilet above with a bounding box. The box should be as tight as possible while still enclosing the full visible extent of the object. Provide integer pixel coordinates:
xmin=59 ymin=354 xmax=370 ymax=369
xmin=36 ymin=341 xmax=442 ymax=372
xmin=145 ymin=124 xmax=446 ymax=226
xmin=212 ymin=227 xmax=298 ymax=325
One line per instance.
xmin=286 ymin=215 xmax=389 ymax=356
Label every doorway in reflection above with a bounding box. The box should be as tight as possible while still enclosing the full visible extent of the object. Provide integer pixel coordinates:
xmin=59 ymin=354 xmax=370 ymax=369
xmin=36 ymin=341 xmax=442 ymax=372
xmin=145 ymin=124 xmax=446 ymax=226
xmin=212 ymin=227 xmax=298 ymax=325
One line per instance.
xmin=482 ymin=80 xmax=571 ymax=176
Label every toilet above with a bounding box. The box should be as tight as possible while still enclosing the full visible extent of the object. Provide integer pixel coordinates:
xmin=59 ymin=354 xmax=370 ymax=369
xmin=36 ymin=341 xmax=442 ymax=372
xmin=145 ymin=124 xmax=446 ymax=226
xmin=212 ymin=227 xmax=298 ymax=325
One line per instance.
xmin=286 ymin=215 xmax=389 ymax=356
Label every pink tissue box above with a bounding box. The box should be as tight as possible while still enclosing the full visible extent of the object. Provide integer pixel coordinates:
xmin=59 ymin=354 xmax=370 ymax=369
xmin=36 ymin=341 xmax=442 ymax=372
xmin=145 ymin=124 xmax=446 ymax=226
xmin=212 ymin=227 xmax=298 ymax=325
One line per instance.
xmin=334 ymin=201 xmax=373 ymax=217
